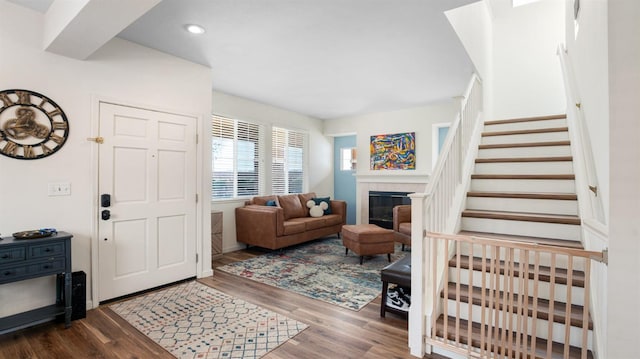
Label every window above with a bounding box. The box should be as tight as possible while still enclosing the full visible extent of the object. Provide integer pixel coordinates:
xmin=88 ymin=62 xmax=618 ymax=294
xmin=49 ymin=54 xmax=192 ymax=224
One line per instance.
xmin=340 ymin=147 xmax=357 ymax=171
xmin=211 ymin=115 xmax=263 ymax=199
xmin=272 ymin=127 xmax=306 ymax=194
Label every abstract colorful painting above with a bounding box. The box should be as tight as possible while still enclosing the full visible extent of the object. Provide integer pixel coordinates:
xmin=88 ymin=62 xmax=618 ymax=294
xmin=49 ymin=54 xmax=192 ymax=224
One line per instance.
xmin=370 ymin=132 xmax=416 ymax=170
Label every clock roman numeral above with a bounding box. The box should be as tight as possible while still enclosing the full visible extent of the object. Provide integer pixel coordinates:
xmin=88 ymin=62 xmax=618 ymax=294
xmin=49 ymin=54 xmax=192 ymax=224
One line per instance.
xmin=47 ymin=108 xmax=62 ymax=117
xmin=49 ymin=133 xmax=65 ymax=145
xmin=16 ymin=91 xmax=32 ymax=105
xmin=41 ymin=144 xmax=53 ymax=156
xmin=0 ymin=93 xmax=14 ymax=108
xmin=1 ymin=142 xmax=18 ymax=156
xmin=23 ymin=145 xmax=35 ymax=158
xmin=52 ymin=122 xmax=68 ymax=130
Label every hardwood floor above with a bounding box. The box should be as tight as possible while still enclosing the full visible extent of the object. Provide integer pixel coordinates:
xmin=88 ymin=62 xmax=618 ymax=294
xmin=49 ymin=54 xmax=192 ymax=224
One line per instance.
xmin=0 ymin=247 xmax=417 ymax=359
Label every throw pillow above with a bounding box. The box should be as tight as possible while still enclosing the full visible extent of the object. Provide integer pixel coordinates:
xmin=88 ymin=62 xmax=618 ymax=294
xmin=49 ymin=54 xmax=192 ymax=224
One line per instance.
xmin=265 ymin=200 xmax=277 ymax=206
xmin=306 ymin=200 xmax=328 ymax=217
xmin=312 ymin=197 xmax=332 ymax=215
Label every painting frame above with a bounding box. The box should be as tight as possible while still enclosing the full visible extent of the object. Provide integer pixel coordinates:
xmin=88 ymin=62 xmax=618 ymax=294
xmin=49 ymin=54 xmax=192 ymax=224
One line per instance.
xmin=370 ymin=132 xmax=416 ymax=170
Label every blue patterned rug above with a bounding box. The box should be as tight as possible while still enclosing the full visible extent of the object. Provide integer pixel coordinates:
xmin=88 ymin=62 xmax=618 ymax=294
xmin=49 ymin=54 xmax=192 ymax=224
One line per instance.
xmin=110 ymin=281 xmax=307 ymax=359
xmin=217 ymin=236 xmax=404 ymax=311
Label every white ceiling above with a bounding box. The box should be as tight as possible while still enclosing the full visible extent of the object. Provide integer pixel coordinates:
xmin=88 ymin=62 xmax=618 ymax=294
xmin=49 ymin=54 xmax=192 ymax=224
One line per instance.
xmin=9 ymin=0 xmax=478 ymax=120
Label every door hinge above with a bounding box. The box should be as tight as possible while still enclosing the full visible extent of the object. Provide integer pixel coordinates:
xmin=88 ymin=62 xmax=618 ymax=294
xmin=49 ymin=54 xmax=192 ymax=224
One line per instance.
xmin=196 ymin=194 xmax=199 ymax=203
xmin=196 ymin=253 xmax=199 ymax=263
xmin=196 ymin=134 xmax=199 ymax=144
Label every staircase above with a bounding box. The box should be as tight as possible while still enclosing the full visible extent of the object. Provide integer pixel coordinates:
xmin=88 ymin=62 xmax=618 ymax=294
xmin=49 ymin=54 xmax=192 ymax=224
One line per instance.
xmin=429 ymin=115 xmax=596 ymax=359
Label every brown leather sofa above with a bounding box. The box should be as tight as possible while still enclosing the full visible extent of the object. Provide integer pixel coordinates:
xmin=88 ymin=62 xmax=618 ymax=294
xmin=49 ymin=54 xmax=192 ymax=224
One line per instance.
xmin=393 ymin=205 xmax=412 ymax=250
xmin=235 ymin=192 xmax=346 ymax=250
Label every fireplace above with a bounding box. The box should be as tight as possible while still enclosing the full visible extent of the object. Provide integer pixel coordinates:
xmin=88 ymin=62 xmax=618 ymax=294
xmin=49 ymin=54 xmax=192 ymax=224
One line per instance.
xmin=368 ymin=191 xmax=411 ymax=229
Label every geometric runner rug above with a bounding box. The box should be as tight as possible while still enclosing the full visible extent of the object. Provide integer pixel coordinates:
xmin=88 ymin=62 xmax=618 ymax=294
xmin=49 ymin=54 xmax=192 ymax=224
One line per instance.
xmin=110 ymin=281 xmax=308 ymax=359
xmin=217 ymin=237 xmax=405 ymax=311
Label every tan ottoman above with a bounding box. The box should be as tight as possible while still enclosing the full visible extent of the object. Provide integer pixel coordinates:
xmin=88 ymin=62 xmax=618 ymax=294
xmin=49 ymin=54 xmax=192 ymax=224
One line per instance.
xmin=341 ymin=224 xmax=395 ymax=265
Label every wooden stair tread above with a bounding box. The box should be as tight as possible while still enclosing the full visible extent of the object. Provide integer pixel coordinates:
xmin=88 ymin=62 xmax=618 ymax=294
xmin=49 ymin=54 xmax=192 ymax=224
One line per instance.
xmin=482 ymin=127 xmax=568 ymax=137
xmin=479 ymin=140 xmax=570 ymax=149
xmin=476 ymin=156 xmax=573 ymax=163
xmin=462 ymin=209 xmax=581 ymax=225
xmin=485 ymin=114 xmax=567 ymax=125
xmin=467 ymin=192 xmax=577 ymax=200
xmin=433 ymin=315 xmax=593 ymax=359
xmin=450 ymin=255 xmax=586 ymax=287
xmin=442 ymin=283 xmax=593 ymax=329
xmin=458 ymin=231 xmax=584 ymax=249
xmin=471 ymin=174 xmax=575 ymax=180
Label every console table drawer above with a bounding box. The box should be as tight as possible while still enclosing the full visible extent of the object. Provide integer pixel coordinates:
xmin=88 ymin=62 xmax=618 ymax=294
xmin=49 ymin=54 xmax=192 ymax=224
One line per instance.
xmin=0 ymin=266 xmax=28 ymax=281
xmin=29 ymin=242 xmax=64 ymax=259
xmin=28 ymin=258 xmax=66 ymax=275
xmin=0 ymin=248 xmax=26 ymax=264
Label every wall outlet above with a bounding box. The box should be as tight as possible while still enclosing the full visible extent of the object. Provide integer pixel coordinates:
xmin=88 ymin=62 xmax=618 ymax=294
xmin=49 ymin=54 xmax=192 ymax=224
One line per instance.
xmin=48 ymin=182 xmax=71 ymax=196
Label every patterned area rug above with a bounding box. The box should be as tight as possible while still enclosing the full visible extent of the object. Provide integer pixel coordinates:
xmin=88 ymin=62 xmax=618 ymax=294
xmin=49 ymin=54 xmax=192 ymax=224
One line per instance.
xmin=110 ymin=281 xmax=308 ymax=359
xmin=217 ymin=236 xmax=405 ymax=311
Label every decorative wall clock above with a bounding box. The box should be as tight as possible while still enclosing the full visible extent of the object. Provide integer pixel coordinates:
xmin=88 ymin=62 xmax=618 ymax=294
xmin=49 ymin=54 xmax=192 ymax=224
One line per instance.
xmin=0 ymin=89 xmax=69 ymax=159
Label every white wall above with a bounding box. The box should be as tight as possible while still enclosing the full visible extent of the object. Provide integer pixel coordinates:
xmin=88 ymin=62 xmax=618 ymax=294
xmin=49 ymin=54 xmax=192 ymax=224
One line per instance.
xmin=564 ymin=0 xmax=610 ymax=224
xmin=211 ymin=91 xmax=332 ymax=253
xmin=324 ymin=100 xmax=459 ymax=179
xmin=490 ymin=0 xmax=566 ymax=119
xmin=607 ymin=1 xmax=640 ymax=358
xmin=0 ymin=2 xmax=212 ymax=315
xmin=446 ymin=0 xmax=494 ymax=118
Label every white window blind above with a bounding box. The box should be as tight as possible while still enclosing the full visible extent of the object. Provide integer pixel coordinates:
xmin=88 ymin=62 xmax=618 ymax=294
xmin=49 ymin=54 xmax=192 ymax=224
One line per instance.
xmin=211 ymin=115 xmax=263 ymax=199
xmin=272 ymin=127 xmax=305 ymax=194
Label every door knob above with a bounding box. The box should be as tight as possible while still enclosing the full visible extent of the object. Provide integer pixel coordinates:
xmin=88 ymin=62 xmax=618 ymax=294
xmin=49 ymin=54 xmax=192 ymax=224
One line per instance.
xmin=101 ymin=210 xmax=111 ymax=220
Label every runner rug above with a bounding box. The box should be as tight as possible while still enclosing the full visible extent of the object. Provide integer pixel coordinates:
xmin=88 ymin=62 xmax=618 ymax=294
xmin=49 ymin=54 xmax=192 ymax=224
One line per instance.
xmin=217 ymin=237 xmax=404 ymax=311
xmin=110 ymin=281 xmax=308 ymax=359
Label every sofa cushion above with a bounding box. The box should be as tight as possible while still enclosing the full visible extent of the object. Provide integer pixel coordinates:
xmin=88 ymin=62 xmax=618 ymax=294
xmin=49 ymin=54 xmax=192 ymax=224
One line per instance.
xmin=323 ymin=214 xmax=343 ymax=226
xmin=279 ymin=194 xmax=307 ymax=220
xmin=282 ymin=221 xmax=306 ymax=235
xmin=252 ymin=195 xmax=279 ymax=206
xmin=289 ymin=217 xmax=327 ymax=230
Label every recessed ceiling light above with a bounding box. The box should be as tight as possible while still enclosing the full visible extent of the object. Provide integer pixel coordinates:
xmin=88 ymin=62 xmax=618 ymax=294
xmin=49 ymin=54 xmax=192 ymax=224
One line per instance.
xmin=184 ymin=24 xmax=205 ymax=35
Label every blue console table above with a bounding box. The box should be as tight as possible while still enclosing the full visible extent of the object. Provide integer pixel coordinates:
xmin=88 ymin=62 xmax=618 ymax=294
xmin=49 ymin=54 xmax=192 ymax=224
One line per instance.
xmin=0 ymin=231 xmax=72 ymax=334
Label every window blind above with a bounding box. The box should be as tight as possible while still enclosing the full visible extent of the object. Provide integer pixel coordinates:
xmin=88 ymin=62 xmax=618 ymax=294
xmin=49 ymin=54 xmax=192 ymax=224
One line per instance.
xmin=211 ymin=115 xmax=263 ymax=199
xmin=271 ymin=127 xmax=305 ymax=194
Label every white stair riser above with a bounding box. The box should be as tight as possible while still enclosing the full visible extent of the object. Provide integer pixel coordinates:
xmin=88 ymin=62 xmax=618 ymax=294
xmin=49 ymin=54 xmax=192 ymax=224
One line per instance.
xmin=478 ymin=145 xmax=571 ymax=159
xmin=484 ymin=119 xmax=567 ymax=132
xmin=444 ymin=301 xmax=593 ymax=349
xmin=473 ymin=161 xmax=574 ymax=175
xmin=450 ymin=268 xmax=586 ymax=306
xmin=481 ymin=131 xmax=569 ymax=145
xmin=470 ymin=179 xmax=576 ymax=193
xmin=466 ymin=197 xmax=579 ymax=216
xmin=461 ymin=217 xmax=581 ymax=241
xmin=458 ymin=242 xmax=587 ymax=271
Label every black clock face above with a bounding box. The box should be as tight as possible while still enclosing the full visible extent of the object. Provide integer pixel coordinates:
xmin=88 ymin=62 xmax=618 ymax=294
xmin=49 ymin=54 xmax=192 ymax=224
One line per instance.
xmin=0 ymin=89 xmax=69 ymax=160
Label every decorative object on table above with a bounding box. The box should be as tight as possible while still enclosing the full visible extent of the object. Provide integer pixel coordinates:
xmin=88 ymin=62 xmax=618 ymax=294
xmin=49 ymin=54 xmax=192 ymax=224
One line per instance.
xmin=110 ymin=281 xmax=307 ymax=359
xmin=0 ymin=89 xmax=69 ymax=159
xmin=370 ymin=132 xmax=415 ymax=170
xmin=12 ymin=228 xmax=58 ymax=239
xmin=217 ymin=237 xmax=403 ymax=311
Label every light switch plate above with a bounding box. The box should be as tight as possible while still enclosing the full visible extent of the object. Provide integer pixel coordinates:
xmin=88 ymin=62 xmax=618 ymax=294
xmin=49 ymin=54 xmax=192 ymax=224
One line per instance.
xmin=48 ymin=182 xmax=71 ymax=196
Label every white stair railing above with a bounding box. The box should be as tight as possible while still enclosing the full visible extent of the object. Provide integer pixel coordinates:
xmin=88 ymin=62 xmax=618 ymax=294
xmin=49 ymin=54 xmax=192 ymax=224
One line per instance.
xmin=409 ymin=74 xmax=484 ymax=357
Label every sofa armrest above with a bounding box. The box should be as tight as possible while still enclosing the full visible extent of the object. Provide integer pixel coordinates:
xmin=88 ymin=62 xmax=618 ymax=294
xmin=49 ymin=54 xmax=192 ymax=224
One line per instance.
xmin=393 ymin=205 xmax=411 ymax=232
xmin=235 ymin=205 xmax=285 ymax=246
xmin=330 ymin=200 xmax=347 ymax=224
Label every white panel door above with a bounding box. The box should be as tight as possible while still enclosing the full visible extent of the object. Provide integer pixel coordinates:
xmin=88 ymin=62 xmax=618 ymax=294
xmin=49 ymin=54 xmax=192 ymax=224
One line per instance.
xmin=98 ymin=103 xmax=197 ymax=301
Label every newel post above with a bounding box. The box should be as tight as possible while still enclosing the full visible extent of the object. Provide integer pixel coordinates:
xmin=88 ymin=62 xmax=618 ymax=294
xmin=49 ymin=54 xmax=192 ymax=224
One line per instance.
xmin=409 ymin=192 xmax=428 ymax=357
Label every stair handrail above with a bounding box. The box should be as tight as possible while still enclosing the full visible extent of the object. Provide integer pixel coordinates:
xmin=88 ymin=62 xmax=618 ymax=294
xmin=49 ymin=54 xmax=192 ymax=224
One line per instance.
xmin=408 ymin=73 xmax=484 ymax=357
xmin=557 ymin=43 xmax=605 ymax=226
xmin=425 ymin=231 xmax=604 ymax=359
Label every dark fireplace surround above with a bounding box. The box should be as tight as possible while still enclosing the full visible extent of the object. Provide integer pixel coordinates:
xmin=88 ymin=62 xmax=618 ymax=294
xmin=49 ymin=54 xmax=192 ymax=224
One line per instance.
xmin=368 ymin=191 xmax=411 ymax=229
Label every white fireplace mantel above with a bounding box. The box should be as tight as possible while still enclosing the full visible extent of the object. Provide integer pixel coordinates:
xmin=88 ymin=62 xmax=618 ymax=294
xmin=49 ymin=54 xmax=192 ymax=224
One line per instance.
xmin=355 ymin=173 xmax=429 ymax=224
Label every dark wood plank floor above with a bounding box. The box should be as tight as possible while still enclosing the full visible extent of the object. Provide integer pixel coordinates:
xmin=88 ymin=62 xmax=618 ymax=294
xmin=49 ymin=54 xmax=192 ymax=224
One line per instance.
xmin=0 ymin=247 xmax=419 ymax=359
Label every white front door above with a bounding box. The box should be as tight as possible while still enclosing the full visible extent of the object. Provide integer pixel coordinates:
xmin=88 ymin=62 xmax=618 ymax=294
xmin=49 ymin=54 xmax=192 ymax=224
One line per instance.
xmin=98 ymin=103 xmax=197 ymax=301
